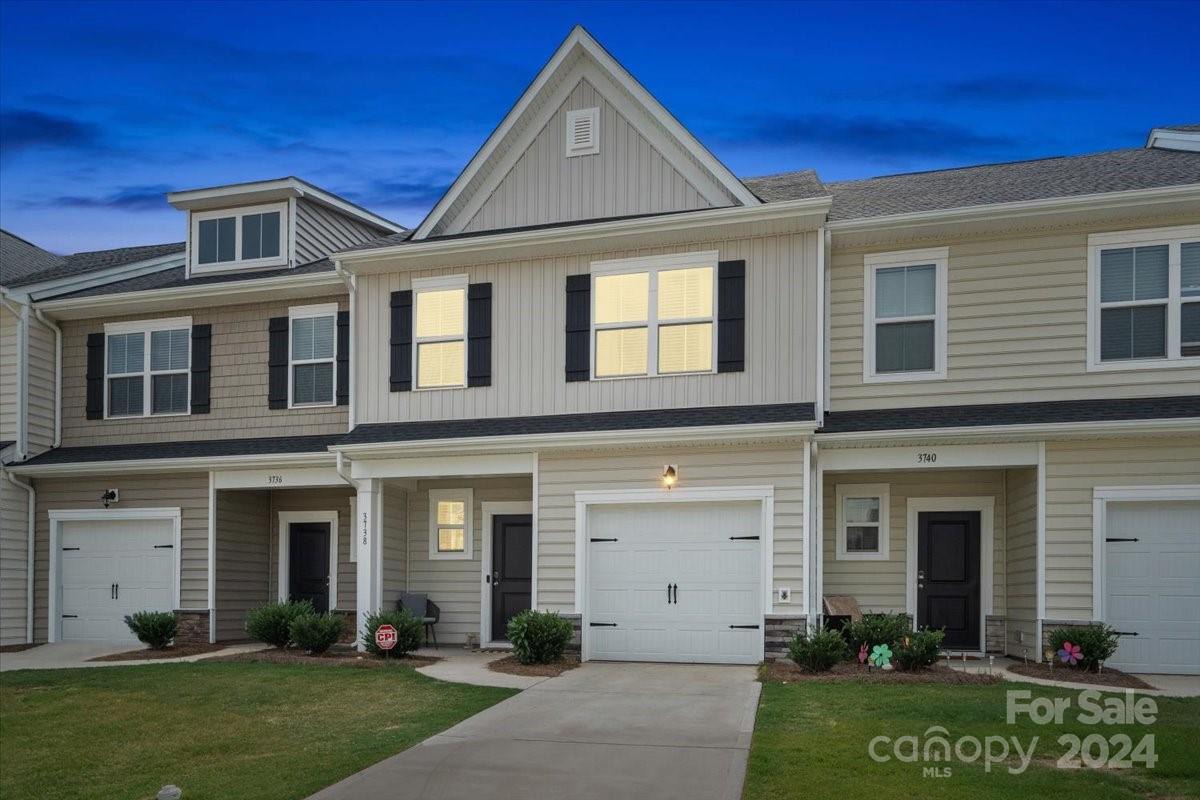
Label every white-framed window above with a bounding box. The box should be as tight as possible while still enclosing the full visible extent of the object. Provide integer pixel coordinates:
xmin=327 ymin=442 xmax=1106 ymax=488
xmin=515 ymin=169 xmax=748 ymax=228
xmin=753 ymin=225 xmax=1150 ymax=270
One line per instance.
xmin=590 ymin=251 xmax=717 ymax=379
xmin=565 ymin=107 xmax=600 ymax=157
xmin=190 ymin=201 xmax=287 ymax=273
xmin=863 ymin=247 xmax=948 ymax=383
xmin=835 ymin=484 xmax=890 ymax=561
xmin=1087 ymin=225 xmax=1200 ymax=371
xmin=288 ymin=303 xmax=337 ymax=408
xmin=104 ymin=317 xmax=191 ymax=418
xmin=413 ymin=274 xmax=467 ymax=390
xmin=428 ymin=488 xmax=473 ymax=560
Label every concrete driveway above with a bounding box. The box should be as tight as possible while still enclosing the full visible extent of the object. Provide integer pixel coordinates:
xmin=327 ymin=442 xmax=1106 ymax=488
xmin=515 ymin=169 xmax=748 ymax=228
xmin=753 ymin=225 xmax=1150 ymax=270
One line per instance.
xmin=308 ymin=661 xmax=761 ymax=800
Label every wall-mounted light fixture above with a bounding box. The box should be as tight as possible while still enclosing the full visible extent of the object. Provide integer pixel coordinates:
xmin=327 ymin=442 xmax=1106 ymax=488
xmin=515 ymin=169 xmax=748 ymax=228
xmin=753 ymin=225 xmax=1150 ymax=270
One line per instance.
xmin=661 ymin=465 xmax=678 ymax=490
xmin=101 ymin=489 xmax=119 ymax=509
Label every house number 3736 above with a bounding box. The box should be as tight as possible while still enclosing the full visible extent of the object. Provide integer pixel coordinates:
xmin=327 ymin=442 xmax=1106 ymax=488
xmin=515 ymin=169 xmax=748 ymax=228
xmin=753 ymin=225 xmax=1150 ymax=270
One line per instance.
xmin=917 ymin=452 xmax=937 ymax=463
xmin=266 ymin=475 xmax=284 ymax=484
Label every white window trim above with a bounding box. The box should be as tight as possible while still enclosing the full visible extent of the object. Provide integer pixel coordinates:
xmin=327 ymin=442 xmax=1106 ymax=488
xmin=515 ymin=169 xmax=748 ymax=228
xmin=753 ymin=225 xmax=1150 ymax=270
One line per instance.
xmin=589 ymin=250 xmax=719 ymax=380
xmin=412 ymin=274 xmax=469 ymax=391
xmin=565 ymin=107 xmax=600 ymax=157
xmin=190 ymin=201 xmax=288 ymax=274
xmin=277 ymin=510 xmax=339 ymax=609
xmin=835 ymin=483 xmax=890 ymax=561
xmin=428 ymin=487 xmax=473 ymax=560
xmin=103 ymin=316 xmax=192 ymax=419
xmin=287 ymin=303 xmax=339 ymax=409
xmin=862 ymin=247 xmax=948 ymax=383
xmin=1086 ymin=224 xmax=1200 ymax=372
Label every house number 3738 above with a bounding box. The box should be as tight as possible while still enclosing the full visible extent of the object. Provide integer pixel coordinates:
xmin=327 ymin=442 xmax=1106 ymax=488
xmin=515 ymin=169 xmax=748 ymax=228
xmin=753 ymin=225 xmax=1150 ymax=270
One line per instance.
xmin=917 ymin=452 xmax=937 ymax=463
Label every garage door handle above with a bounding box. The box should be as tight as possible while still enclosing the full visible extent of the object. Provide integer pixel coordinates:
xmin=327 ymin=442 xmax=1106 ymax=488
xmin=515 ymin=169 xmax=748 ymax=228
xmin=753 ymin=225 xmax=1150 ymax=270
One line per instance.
xmin=115 ymin=583 xmax=119 ymax=599
xmin=1106 ymin=538 xmax=1139 ymax=543
xmin=729 ymin=624 xmax=760 ymax=629
xmin=111 ymin=583 xmax=115 ymax=600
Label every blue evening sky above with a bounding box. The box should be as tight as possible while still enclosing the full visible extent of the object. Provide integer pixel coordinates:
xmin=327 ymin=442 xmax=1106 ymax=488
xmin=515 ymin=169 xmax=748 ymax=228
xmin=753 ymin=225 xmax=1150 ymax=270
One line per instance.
xmin=1 ymin=0 xmax=1197 ymax=253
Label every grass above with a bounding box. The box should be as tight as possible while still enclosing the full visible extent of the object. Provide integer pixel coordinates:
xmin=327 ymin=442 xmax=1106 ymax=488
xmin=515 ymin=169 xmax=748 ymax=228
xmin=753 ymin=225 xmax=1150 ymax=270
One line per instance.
xmin=743 ymin=680 xmax=1200 ymax=800
xmin=0 ymin=661 xmax=516 ymax=800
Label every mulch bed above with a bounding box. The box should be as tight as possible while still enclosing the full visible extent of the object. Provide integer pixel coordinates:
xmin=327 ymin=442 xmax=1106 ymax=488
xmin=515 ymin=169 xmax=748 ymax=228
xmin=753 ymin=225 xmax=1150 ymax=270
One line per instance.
xmin=0 ymin=643 xmax=41 ymax=653
xmin=487 ymin=654 xmax=581 ymax=677
xmin=89 ymin=642 xmax=228 ymax=662
xmin=209 ymin=648 xmax=440 ymax=669
xmin=761 ymin=660 xmax=1001 ymax=685
xmin=1008 ymin=662 xmax=1154 ymax=690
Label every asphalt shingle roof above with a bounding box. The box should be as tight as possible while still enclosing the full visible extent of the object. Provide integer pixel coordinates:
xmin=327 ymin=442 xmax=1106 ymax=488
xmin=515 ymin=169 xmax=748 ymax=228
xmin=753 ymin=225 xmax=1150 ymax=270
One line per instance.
xmin=52 ymin=258 xmax=337 ymax=300
xmin=17 ymin=434 xmax=343 ymax=466
xmin=741 ymin=169 xmax=829 ymax=203
xmin=5 ymin=240 xmax=184 ymax=288
xmin=1 ymin=230 xmax=65 ymax=285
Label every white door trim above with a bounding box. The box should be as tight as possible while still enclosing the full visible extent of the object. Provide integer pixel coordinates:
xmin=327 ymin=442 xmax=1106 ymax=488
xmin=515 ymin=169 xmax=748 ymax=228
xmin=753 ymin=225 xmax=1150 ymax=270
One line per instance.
xmin=47 ymin=507 xmax=181 ymax=643
xmin=573 ymin=485 xmax=775 ymax=663
xmin=905 ymin=496 xmax=994 ymax=653
xmin=277 ymin=511 xmax=339 ymax=610
xmin=1091 ymin=485 xmax=1200 ymax=621
xmin=480 ymin=501 xmax=534 ymax=647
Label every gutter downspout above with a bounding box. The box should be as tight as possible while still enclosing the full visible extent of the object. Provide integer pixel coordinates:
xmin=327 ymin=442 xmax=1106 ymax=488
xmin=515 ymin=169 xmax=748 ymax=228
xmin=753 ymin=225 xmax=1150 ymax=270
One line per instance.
xmin=2 ymin=468 xmax=36 ymax=643
xmin=0 ymin=295 xmax=28 ymax=461
xmin=335 ymin=450 xmax=354 ymax=487
xmin=333 ymin=259 xmax=357 ymax=431
xmin=821 ymin=227 xmax=832 ymax=424
xmin=33 ymin=308 xmax=62 ymax=448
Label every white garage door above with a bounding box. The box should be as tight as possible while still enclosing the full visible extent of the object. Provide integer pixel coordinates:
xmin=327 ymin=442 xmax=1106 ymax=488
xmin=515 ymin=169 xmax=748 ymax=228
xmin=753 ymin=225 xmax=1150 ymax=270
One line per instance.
xmin=1104 ymin=500 xmax=1200 ymax=675
xmin=59 ymin=518 xmax=176 ymax=642
xmin=586 ymin=501 xmax=762 ymax=664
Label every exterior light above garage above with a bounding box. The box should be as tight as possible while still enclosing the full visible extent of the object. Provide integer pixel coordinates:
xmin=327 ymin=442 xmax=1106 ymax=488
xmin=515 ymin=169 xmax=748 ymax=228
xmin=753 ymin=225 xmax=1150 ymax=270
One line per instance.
xmin=662 ymin=465 xmax=678 ymax=489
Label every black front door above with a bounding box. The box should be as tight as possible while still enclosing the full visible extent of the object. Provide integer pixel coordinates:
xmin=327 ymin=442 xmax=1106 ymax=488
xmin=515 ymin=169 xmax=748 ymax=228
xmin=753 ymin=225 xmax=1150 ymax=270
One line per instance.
xmin=490 ymin=514 xmax=532 ymax=641
xmin=289 ymin=523 xmax=330 ymax=612
xmin=917 ymin=511 xmax=981 ymax=651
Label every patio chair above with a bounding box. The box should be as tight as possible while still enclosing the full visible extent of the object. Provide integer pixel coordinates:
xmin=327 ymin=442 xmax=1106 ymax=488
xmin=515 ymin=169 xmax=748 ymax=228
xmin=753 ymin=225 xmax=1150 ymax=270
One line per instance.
xmin=397 ymin=592 xmax=440 ymax=646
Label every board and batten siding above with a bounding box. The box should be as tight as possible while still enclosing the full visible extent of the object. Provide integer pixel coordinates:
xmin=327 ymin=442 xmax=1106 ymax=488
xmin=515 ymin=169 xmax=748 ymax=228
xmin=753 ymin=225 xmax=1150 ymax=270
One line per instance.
xmin=462 ymin=78 xmax=714 ymax=234
xmin=32 ymin=473 xmax=209 ymax=642
xmin=26 ymin=316 xmax=55 ymax=455
xmin=214 ymin=489 xmax=270 ymax=640
xmin=268 ymin=488 xmax=357 ymax=611
xmin=1 ymin=306 xmax=16 ymax=443
xmin=59 ymin=295 xmax=348 ymax=447
xmin=294 ymin=199 xmax=388 ymax=267
xmin=380 ymin=485 xmax=407 ymax=611
xmin=822 ymin=469 xmax=1007 ymax=614
xmin=828 ymin=219 xmax=1200 ymax=411
xmin=537 ymin=445 xmax=805 ymax=616
xmin=1043 ymin=436 xmax=1200 ymax=621
xmin=405 ymin=477 xmax=532 ymax=644
xmin=0 ymin=478 xmax=29 ymax=645
xmin=356 ymin=231 xmax=820 ymax=424
xmin=1004 ymin=467 xmax=1038 ymax=657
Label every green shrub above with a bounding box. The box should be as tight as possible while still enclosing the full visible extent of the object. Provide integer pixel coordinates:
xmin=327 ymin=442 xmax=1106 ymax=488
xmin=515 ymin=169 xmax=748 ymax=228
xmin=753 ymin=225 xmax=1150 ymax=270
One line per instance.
xmin=842 ymin=613 xmax=912 ymax=654
xmin=361 ymin=609 xmax=423 ymax=657
xmin=123 ymin=611 xmax=177 ymax=649
xmin=244 ymin=600 xmax=314 ymax=648
xmin=788 ymin=627 xmax=848 ymax=672
xmin=892 ymin=628 xmax=945 ymax=670
xmin=289 ymin=613 xmax=344 ymax=655
xmin=1048 ymin=623 xmax=1120 ymax=672
xmin=507 ymin=610 xmax=573 ymax=664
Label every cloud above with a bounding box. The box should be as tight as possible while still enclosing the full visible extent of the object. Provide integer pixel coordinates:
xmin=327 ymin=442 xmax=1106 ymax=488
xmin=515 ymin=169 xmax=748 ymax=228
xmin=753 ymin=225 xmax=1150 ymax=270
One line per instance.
xmin=46 ymin=184 xmax=173 ymax=211
xmin=346 ymin=175 xmax=455 ymax=208
xmin=933 ymin=77 xmax=1100 ymax=103
xmin=0 ymin=109 xmax=101 ymax=155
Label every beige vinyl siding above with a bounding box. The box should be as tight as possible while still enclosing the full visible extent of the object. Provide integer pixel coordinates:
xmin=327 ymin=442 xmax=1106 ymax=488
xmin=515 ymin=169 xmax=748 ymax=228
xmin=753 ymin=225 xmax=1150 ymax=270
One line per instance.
xmin=268 ymin=488 xmax=356 ymax=611
xmin=463 ymin=78 xmax=713 ymax=234
xmin=357 ymin=230 xmax=819 ymax=423
xmin=1 ymin=306 xmax=16 ymax=443
xmin=0 ymin=478 xmax=29 ymax=644
xmin=26 ymin=316 xmax=55 ymax=455
xmin=294 ymin=199 xmax=388 ymax=266
xmin=1043 ymin=436 xmax=1200 ymax=621
xmin=380 ymin=485 xmax=407 ymax=610
xmin=1004 ymin=467 xmax=1038 ymax=656
xmin=537 ymin=445 xmax=805 ymax=615
xmin=32 ymin=472 xmax=209 ymax=642
xmin=828 ymin=219 xmax=1200 ymax=411
xmin=214 ymin=490 xmax=270 ymax=640
xmin=406 ymin=477 xmax=532 ymax=644
xmin=59 ymin=295 xmax=347 ymax=447
xmin=821 ymin=469 xmax=1007 ymax=614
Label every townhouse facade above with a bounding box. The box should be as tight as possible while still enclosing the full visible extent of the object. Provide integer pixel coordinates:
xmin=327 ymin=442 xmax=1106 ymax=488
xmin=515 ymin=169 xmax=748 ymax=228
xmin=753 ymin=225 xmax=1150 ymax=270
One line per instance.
xmin=1 ymin=27 xmax=1196 ymax=673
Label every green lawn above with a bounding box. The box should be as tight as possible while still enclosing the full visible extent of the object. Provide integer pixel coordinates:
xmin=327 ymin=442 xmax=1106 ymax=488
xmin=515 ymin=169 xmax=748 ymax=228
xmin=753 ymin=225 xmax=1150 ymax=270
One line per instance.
xmin=0 ymin=661 xmax=516 ymax=800
xmin=743 ymin=680 xmax=1200 ymax=800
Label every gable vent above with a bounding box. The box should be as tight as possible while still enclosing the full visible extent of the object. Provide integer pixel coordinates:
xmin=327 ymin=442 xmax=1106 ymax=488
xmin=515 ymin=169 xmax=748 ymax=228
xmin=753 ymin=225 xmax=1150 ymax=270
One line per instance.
xmin=566 ymin=107 xmax=600 ymax=157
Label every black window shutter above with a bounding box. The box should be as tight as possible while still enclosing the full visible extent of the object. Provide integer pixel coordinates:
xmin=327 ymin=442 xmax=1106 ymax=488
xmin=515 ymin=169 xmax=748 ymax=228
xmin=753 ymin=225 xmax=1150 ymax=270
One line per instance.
xmin=336 ymin=310 xmax=350 ymax=405
xmin=390 ymin=290 xmax=413 ymax=392
xmin=565 ymin=273 xmax=590 ymax=382
xmin=85 ymin=332 xmax=104 ymax=420
xmin=717 ymin=260 xmax=746 ymax=373
xmin=190 ymin=324 xmax=212 ymax=414
xmin=268 ymin=316 xmax=289 ymax=409
xmin=467 ymin=282 xmax=492 ymax=387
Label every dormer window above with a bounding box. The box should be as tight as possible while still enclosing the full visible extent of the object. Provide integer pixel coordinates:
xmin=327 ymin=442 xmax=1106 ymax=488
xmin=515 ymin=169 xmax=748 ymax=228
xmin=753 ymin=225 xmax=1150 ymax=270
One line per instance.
xmin=191 ymin=202 xmax=287 ymax=273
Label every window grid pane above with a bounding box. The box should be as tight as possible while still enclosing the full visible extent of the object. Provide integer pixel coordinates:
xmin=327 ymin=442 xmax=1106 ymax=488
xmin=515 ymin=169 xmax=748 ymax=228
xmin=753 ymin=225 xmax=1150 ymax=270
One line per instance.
xmin=846 ymin=526 xmax=880 ymax=553
xmin=107 ymin=333 xmax=144 ymax=374
xmin=292 ymin=362 xmax=334 ymax=404
xmin=152 ymin=373 xmax=188 ymax=414
xmin=658 ymin=322 xmax=712 ymax=374
xmin=1101 ymin=305 xmax=1167 ymax=361
xmin=594 ymin=273 xmax=649 ymax=324
xmin=876 ymin=264 xmax=934 ymax=318
xmin=417 ymin=340 xmax=465 ymax=388
xmin=1182 ymin=242 xmax=1200 ymax=298
xmin=875 ymin=320 xmax=934 ymax=373
xmin=657 ymin=267 xmax=713 ymax=320
xmin=242 ymin=213 xmax=262 ymax=260
xmin=1180 ymin=302 xmax=1200 ymax=356
xmin=216 ymin=217 xmax=236 ymax=263
xmin=415 ymin=289 xmax=465 ymax=338
xmin=595 ymin=327 xmax=648 ymax=377
xmin=108 ymin=376 xmax=143 ymax=417
xmin=438 ymin=528 xmax=465 ymax=553
xmin=437 ymin=501 xmax=465 ymax=525
xmin=150 ymin=329 xmax=188 ymax=372
xmin=844 ymin=497 xmax=880 ymax=524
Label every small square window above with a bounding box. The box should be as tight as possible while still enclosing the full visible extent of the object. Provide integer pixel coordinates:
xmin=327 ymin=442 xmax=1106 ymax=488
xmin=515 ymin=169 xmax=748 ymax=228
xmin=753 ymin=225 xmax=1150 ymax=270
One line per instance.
xmin=836 ymin=485 xmax=889 ymax=561
xmin=429 ymin=490 xmax=472 ymax=560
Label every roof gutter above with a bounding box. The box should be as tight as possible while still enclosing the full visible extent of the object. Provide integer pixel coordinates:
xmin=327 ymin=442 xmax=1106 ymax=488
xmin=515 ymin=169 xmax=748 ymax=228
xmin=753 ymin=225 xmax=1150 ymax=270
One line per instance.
xmin=7 ymin=450 xmax=336 ymax=477
xmin=815 ymin=415 xmax=1200 ymax=444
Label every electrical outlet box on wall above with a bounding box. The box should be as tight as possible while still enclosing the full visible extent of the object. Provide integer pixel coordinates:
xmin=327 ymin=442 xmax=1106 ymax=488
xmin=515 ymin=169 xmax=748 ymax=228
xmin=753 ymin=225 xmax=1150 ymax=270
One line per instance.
xmin=777 ymin=587 xmax=791 ymax=604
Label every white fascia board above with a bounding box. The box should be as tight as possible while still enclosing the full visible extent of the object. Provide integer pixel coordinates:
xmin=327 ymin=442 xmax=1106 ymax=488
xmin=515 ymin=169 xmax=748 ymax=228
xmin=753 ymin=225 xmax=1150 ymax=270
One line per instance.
xmin=168 ymin=177 xmax=403 ymax=233
xmin=10 ymin=252 xmax=185 ymax=304
xmin=349 ymin=452 xmax=537 ymax=480
xmin=334 ymin=421 xmax=817 ymax=458
xmin=339 ymin=196 xmax=832 ymax=269
xmin=1145 ymin=129 xmax=1200 ymax=152
xmin=815 ymin=416 xmax=1200 ymax=445
xmin=34 ymin=271 xmax=344 ymax=320
xmin=8 ymin=451 xmax=335 ymax=477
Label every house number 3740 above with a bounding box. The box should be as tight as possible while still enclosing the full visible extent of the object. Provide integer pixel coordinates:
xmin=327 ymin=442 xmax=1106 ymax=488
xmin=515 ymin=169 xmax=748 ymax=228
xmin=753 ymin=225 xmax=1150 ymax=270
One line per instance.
xmin=917 ymin=452 xmax=937 ymax=463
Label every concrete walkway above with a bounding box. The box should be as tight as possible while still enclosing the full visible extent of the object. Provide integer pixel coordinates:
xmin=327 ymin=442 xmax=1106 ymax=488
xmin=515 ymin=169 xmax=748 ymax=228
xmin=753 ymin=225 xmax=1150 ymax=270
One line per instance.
xmin=309 ymin=661 xmax=761 ymax=800
xmin=946 ymin=656 xmax=1200 ymax=697
xmin=0 ymin=642 xmax=266 ymax=671
xmin=412 ymin=647 xmax=547 ymax=690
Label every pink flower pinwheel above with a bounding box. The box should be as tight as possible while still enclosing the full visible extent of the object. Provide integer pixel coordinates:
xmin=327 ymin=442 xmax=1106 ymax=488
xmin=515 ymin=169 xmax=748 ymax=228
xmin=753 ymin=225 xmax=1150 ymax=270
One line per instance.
xmin=1058 ymin=641 xmax=1082 ymax=666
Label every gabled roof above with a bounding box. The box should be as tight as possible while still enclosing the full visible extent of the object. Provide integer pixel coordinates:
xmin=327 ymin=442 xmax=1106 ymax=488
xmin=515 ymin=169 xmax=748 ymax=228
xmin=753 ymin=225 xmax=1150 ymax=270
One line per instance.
xmin=4 ymin=239 xmax=185 ymax=289
xmin=411 ymin=25 xmax=759 ymax=241
xmin=1 ymin=229 xmax=65 ymax=284
xmin=741 ymin=169 xmax=829 ymax=203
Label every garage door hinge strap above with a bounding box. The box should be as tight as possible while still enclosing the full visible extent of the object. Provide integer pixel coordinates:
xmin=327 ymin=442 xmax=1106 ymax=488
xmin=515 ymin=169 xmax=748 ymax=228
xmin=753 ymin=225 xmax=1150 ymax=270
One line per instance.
xmin=1105 ymin=537 xmax=1139 ymax=542
xmin=62 ymin=614 xmax=78 ymax=618
xmin=729 ymin=624 xmax=760 ymax=629
xmin=729 ymin=535 xmax=759 ymax=540
xmin=61 ymin=547 xmax=80 ymax=551
xmin=589 ymin=622 xmax=618 ymax=627
xmin=1113 ymin=631 xmax=1139 ymax=636
xmin=154 ymin=544 xmax=174 ymax=548
xmin=589 ymin=538 xmax=618 ymax=542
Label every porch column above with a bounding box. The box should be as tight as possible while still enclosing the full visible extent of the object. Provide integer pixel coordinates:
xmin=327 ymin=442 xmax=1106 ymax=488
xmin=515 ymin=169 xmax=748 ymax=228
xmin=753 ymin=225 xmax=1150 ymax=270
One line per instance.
xmin=355 ymin=478 xmax=381 ymax=649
